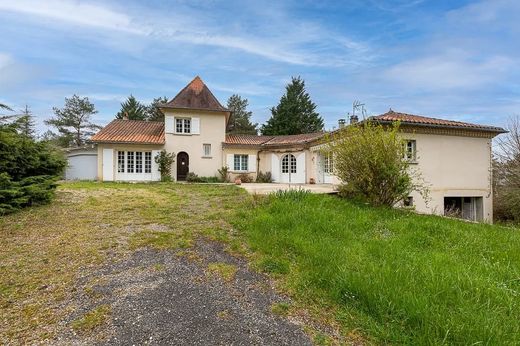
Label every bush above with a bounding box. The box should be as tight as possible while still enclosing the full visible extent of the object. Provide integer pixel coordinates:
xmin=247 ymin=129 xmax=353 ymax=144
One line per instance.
xmin=0 ymin=126 xmax=65 ymax=215
xmin=154 ymin=150 xmax=175 ymax=182
xmin=256 ymin=171 xmax=273 ymax=183
xmin=236 ymin=173 xmax=253 ymax=183
xmin=218 ymin=166 xmax=230 ymax=182
xmin=186 ymin=172 xmax=220 ymax=183
xmin=327 ymin=120 xmax=427 ymax=207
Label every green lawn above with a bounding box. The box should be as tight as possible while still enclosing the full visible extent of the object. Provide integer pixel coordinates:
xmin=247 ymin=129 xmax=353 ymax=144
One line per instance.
xmin=1 ymin=182 xmax=519 ymax=344
xmin=233 ymin=190 xmax=520 ymax=344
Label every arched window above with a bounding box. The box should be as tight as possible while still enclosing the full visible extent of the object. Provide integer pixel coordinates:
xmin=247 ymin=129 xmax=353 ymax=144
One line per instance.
xmin=282 ymin=154 xmax=296 ymax=174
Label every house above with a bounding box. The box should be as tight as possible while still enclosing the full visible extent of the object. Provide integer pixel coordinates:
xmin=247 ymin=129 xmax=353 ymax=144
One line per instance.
xmin=90 ymin=76 xmax=506 ymax=222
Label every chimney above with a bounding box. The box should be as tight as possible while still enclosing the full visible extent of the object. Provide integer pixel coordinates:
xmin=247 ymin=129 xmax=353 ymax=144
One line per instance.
xmin=350 ymin=115 xmax=359 ymax=124
xmin=338 ymin=119 xmax=346 ymax=128
xmin=123 ymin=111 xmax=129 ymax=121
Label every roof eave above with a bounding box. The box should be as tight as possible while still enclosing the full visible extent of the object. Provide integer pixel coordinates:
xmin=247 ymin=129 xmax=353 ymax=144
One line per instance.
xmin=373 ymin=119 xmax=507 ymax=135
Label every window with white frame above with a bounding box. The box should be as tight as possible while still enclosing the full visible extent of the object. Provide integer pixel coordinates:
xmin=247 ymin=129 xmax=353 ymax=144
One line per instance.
xmin=135 ymin=152 xmax=143 ymax=173
xmin=233 ymin=154 xmax=248 ymax=171
xmin=404 ymin=140 xmax=417 ymax=162
xmin=324 ymin=153 xmax=334 ymax=174
xmin=203 ymin=144 xmax=211 ymax=157
xmin=127 ymin=151 xmax=135 ymax=173
xmin=116 ymin=151 xmax=153 ymax=174
xmin=118 ymin=151 xmax=125 ymax=173
xmin=144 ymin=152 xmax=152 ymax=173
xmin=281 ymin=154 xmax=296 ymax=174
xmin=175 ymin=118 xmax=191 ymax=134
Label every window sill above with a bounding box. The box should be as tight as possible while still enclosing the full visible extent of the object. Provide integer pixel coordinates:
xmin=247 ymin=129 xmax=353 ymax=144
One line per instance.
xmin=201 ymin=156 xmax=212 ymax=159
xmin=406 ymin=161 xmax=419 ymax=165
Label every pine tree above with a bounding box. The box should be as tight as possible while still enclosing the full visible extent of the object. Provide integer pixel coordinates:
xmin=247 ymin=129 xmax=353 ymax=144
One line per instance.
xmin=14 ymin=105 xmax=36 ymax=139
xmin=261 ymin=76 xmax=323 ymax=135
xmin=226 ymin=94 xmax=258 ymax=135
xmin=116 ymin=95 xmax=147 ymax=120
xmin=45 ymin=95 xmax=100 ymax=147
xmin=146 ymin=96 xmax=168 ymax=122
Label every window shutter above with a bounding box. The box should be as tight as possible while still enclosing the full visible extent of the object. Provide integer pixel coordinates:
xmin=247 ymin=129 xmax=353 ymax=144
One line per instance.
xmin=165 ymin=116 xmax=174 ymax=133
xmin=271 ymin=154 xmax=279 ymax=182
xmin=151 ymin=150 xmax=161 ymax=181
xmin=226 ymin=154 xmax=234 ymax=170
xmin=248 ymin=154 xmax=256 ymax=172
xmin=102 ymin=148 xmax=114 ymax=181
xmin=192 ymin=117 xmax=200 ymax=134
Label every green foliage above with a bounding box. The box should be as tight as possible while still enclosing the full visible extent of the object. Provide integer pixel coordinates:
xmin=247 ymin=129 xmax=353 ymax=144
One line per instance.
xmin=154 ymin=150 xmax=175 ymax=182
xmin=255 ymin=171 xmax=273 ymax=183
xmin=146 ymin=96 xmax=168 ymax=122
xmin=226 ymin=94 xmax=258 ymax=134
xmin=45 ymin=94 xmax=100 ymax=147
xmin=186 ymin=172 xmax=220 ymax=183
xmin=116 ymin=95 xmax=147 ymax=120
xmin=235 ymin=192 xmax=520 ymax=344
xmin=329 ymin=121 xmax=427 ymax=207
xmin=261 ymin=76 xmax=324 ymax=135
xmin=217 ymin=166 xmax=230 ymax=182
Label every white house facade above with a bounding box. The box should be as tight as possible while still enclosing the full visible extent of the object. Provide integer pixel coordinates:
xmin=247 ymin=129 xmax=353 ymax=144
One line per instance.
xmin=90 ymin=76 xmax=505 ymax=222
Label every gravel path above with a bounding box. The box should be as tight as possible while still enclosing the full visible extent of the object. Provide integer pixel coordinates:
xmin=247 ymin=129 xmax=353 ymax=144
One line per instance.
xmin=59 ymin=240 xmax=312 ymax=345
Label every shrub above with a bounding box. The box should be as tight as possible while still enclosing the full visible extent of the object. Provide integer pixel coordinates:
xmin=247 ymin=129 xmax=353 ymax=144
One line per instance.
xmin=218 ymin=166 xmax=230 ymax=182
xmin=0 ymin=126 xmax=65 ymax=215
xmin=186 ymin=172 xmax=220 ymax=183
xmin=154 ymin=150 xmax=175 ymax=182
xmin=256 ymin=171 xmax=273 ymax=183
xmin=327 ymin=120 xmax=428 ymax=207
xmin=236 ymin=173 xmax=253 ymax=183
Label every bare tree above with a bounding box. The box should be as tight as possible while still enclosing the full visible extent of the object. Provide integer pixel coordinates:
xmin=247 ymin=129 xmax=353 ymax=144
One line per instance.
xmin=494 ymin=116 xmax=520 ymax=222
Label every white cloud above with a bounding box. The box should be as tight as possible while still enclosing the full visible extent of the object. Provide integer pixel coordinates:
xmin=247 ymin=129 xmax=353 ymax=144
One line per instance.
xmin=0 ymin=0 xmax=145 ymax=34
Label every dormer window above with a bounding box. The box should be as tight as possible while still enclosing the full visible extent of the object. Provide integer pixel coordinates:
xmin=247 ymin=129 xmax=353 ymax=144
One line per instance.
xmin=176 ymin=118 xmax=191 ymax=134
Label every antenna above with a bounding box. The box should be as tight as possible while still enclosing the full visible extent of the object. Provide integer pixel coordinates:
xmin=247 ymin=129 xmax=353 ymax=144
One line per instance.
xmin=353 ymin=100 xmax=367 ymax=120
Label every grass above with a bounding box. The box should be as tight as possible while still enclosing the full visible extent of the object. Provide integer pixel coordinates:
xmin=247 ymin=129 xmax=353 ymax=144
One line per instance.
xmin=271 ymin=302 xmax=291 ymax=316
xmin=0 ymin=181 xmax=248 ymax=343
xmin=206 ymin=262 xmax=238 ymax=282
xmin=233 ymin=190 xmax=520 ymax=344
xmin=71 ymin=305 xmax=111 ymax=334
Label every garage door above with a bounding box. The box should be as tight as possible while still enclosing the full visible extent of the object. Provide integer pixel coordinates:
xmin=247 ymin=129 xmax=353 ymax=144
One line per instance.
xmin=66 ymin=154 xmax=98 ymax=180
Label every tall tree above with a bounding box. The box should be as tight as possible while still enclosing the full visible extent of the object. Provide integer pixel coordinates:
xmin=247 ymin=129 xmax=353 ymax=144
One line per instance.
xmin=226 ymin=94 xmax=258 ymax=135
xmin=146 ymin=96 xmax=168 ymax=122
xmin=261 ymin=76 xmax=323 ymax=135
xmin=13 ymin=105 xmax=36 ymax=139
xmin=116 ymin=95 xmax=147 ymax=120
xmin=45 ymin=94 xmax=100 ymax=147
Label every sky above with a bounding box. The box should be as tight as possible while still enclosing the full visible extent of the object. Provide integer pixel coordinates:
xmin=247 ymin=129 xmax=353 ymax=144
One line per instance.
xmin=0 ymin=0 xmax=519 ymax=134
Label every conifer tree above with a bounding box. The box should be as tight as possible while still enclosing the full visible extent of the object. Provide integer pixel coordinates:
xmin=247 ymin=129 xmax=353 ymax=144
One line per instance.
xmin=226 ymin=94 xmax=257 ymax=135
xmin=116 ymin=95 xmax=147 ymax=120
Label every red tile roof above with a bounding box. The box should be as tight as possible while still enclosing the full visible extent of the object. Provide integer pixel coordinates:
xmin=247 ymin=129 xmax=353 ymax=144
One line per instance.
xmin=90 ymin=120 xmax=165 ymax=144
xmin=224 ymin=132 xmax=325 ymax=147
xmin=161 ymin=76 xmax=229 ymax=113
xmin=372 ymin=110 xmax=506 ymax=133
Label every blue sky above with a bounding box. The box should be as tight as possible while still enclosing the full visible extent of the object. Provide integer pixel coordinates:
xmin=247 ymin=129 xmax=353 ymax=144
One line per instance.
xmin=0 ymin=0 xmax=518 ymax=133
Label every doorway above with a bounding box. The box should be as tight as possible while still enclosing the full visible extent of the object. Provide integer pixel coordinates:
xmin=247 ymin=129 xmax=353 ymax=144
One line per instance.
xmin=177 ymin=152 xmax=189 ymax=181
xmin=280 ymin=154 xmax=297 ymax=183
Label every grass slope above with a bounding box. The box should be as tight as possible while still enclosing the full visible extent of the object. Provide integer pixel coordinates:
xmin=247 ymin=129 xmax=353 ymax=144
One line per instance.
xmin=234 ymin=191 xmax=520 ymax=344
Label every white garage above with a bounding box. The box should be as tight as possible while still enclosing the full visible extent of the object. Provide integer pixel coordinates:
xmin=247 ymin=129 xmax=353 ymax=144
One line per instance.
xmin=65 ymin=146 xmax=98 ymax=180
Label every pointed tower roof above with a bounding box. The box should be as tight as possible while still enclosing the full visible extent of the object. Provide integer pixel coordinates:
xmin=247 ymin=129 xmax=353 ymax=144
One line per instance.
xmin=161 ymin=76 xmax=229 ymax=113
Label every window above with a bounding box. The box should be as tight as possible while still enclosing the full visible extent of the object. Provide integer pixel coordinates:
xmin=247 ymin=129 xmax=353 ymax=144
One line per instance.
xmin=233 ymin=154 xmax=248 ymax=171
xmin=403 ymin=196 xmax=413 ymax=207
xmin=203 ymin=144 xmax=211 ymax=157
xmin=118 ymin=151 xmax=125 ymax=173
xmin=324 ymin=153 xmax=334 ymax=174
xmin=135 ymin=152 xmax=143 ymax=173
xmin=282 ymin=154 xmax=296 ymax=174
xmin=127 ymin=151 xmax=134 ymax=173
xmin=145 ymin=152 xmax=152 ymax=173
xmin=117 ymin=151 xmax=152 ymax=174
xmin=404 ymin=140 xmax=417 ymax=162
xmin=175 ymin=118 xmax=191 ymax=134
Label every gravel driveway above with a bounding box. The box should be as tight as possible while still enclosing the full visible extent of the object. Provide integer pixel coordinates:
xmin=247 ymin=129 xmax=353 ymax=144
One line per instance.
xmin=59 ymin=240 xmax=312 ymax=345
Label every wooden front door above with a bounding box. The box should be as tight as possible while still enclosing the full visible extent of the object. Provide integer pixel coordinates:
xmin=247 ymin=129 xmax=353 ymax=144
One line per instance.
xmin=177 ymin=152 xmax=189 ymax=181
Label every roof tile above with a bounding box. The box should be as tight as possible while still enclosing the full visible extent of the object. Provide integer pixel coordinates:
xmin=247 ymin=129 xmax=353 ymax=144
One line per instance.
xmin=90 ymin=120 xmax=165 ymax=144
xmin=161 ymin=76 xmax=229 ymax=112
